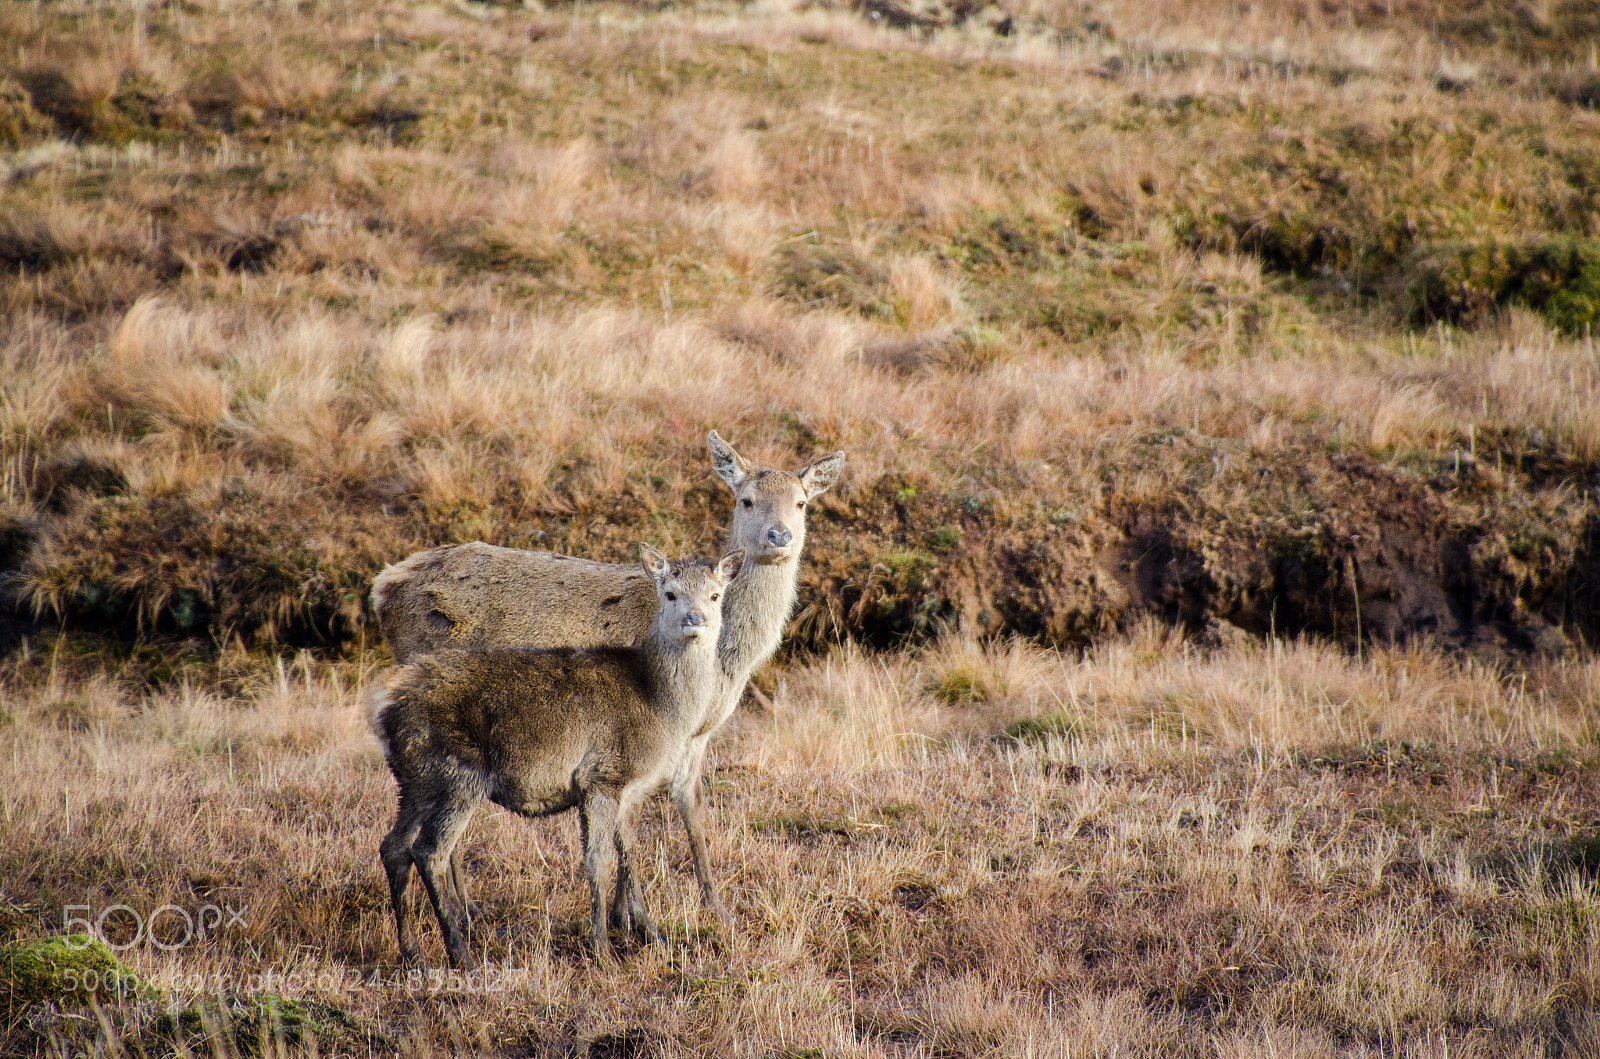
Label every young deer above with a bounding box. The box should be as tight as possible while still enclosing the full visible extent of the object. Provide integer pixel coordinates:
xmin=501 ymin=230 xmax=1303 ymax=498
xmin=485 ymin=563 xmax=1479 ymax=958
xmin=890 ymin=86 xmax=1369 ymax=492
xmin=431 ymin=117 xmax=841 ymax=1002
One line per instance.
xmin=369 ymin=545 xmax=744 ymax=967
xmin=371 ymin=432 xmax=844 ymax=931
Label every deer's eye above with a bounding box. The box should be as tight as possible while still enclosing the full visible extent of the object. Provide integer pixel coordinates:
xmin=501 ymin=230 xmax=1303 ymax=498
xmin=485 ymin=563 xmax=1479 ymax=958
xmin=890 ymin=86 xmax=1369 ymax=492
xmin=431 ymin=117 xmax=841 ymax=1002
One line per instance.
xmin=710 ymin=593 xmax=719 ymax=601
xmin=797 ymin=500 xmax=806 ymax=509
xmin=665 ymin=592 xmax=676 ymax=601
xmin=742 ymin=498 xmax=753 ymax=509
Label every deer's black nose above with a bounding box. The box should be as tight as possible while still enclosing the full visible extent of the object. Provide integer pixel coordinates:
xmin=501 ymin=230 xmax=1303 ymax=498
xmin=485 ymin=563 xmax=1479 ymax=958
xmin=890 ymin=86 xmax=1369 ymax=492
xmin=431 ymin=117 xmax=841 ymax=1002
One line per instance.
xmin=767 ymin=527 xmax=792 ymax=547
xmin=683 ymin=612 xmax=707 ymax=627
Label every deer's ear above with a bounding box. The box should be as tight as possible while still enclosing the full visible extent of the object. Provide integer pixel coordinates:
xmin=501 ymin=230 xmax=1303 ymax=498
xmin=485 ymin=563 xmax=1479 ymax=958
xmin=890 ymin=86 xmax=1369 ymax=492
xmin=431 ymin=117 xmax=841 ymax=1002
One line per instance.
xmin=798 ymin=451 xmax=845 ymax=499
xmin=639 ymin=543 xmax=671 ymax=582
xmin=716 ymin=549 xmax=746 ymax=582
xmin=707 ymin=430 xmax=752 ymax=490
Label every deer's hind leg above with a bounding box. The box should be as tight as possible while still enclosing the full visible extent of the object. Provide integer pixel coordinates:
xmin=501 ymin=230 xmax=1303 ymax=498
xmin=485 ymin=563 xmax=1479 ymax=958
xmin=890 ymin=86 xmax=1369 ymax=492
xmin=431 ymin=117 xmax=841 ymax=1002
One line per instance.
xmin=411 ymin=782 xmax=483 ymax=969
xmin=608 ymin=834 xmax=637 ymax=935
xmin=449 ymin=848 xmax=482 ymax=936
xmin=380 ymin=794 xmax=426 ymax=965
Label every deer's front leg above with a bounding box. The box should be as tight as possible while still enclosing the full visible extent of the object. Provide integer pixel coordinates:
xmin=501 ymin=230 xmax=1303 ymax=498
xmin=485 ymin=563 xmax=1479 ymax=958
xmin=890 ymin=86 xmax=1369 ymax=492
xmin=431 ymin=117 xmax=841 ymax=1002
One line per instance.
xmin=670 ymin=736 xmax=732 ymax=929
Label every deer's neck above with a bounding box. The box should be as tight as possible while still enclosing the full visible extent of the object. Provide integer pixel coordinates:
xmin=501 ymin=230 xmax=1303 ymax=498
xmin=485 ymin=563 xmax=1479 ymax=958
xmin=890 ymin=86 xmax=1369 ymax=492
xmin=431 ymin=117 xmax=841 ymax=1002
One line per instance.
xmin=644 ymin=623 xmax=721 ymax=721
xmin=716 ymin=553 xmax=799 ymax=687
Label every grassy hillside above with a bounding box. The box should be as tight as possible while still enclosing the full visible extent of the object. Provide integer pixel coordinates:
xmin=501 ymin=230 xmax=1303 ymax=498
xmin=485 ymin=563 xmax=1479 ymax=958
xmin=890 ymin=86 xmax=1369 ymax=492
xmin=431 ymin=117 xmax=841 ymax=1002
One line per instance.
xmin=2 ymin=0 xmax=1599 ymax=653
xmin=1 ymin=0 xmax=1599 ymax=1056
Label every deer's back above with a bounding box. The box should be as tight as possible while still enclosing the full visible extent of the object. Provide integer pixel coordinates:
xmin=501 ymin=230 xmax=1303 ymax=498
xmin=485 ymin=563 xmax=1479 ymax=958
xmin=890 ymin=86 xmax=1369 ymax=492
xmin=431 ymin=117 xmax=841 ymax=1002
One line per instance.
xmin=373 ymin=543 xmax=658 ymax=663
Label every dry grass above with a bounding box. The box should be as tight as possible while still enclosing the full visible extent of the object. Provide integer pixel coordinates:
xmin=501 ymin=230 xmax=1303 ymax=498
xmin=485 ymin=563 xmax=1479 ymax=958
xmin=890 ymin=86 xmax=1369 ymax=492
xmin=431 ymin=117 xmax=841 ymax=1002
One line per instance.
xmin=2 ymin=631 xmax=1597 ymax=1057
xmin=2 ymin=0 xmax=1600 ymax=1054
xmin=9 ymin=287 xmax=1598 ymax=651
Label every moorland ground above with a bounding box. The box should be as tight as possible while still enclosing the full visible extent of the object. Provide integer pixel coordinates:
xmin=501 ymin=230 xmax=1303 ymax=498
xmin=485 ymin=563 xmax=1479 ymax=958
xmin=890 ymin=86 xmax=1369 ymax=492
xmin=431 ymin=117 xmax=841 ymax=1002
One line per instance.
xmin=1 ymin=0 xmax=1599 ymax=1055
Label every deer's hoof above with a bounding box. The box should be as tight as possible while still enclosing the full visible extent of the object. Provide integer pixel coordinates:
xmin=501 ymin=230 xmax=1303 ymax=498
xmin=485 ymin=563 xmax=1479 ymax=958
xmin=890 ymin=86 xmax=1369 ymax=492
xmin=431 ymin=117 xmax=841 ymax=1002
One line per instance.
xmin=631 ymin=914 xmax=664 ymax=945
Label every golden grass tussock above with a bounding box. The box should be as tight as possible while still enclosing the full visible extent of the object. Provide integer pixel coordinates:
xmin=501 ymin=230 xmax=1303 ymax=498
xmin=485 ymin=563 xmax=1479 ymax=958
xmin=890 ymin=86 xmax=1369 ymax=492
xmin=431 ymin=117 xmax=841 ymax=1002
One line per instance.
xmin=888 ymin=255 xmax=963 ymax=330
xmin=710 ymin=202 xmax=782 ymax=273
xmin=708 ymin=126 xmax=767 ymax=204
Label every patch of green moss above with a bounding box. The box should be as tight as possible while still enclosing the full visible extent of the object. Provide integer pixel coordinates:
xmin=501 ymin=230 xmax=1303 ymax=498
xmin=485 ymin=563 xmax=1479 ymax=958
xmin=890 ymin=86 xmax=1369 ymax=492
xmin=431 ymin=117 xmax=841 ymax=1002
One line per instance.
xmin=751 ymin=803 xmax=911 ymax=841
xmin=448 ymin=227 xmax=563 ymax=277
xmin=1407 ymin=238 xmax=1600 ymax=334
xmin=749 ymin=813 xmax=859 ymax=839
xmin=928 ymin=667 xmax=992 ymax=706
xmin=152 ymin=993 xmax=376 ymax=1057
xmin=1 ymin=935 xmax=144 ymax=1008
xmin=876 ymin=800 xmax=922 ymax=822
xmin=0 ymin=78 xmax=53 ymax=147
xmin=773 ymin=240 xmax=892 ymax=319
xmin=1004 ymin=712 xmax=1080 ymax=743
xmin=952 ymin=210 xmax=1073 ymax=271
